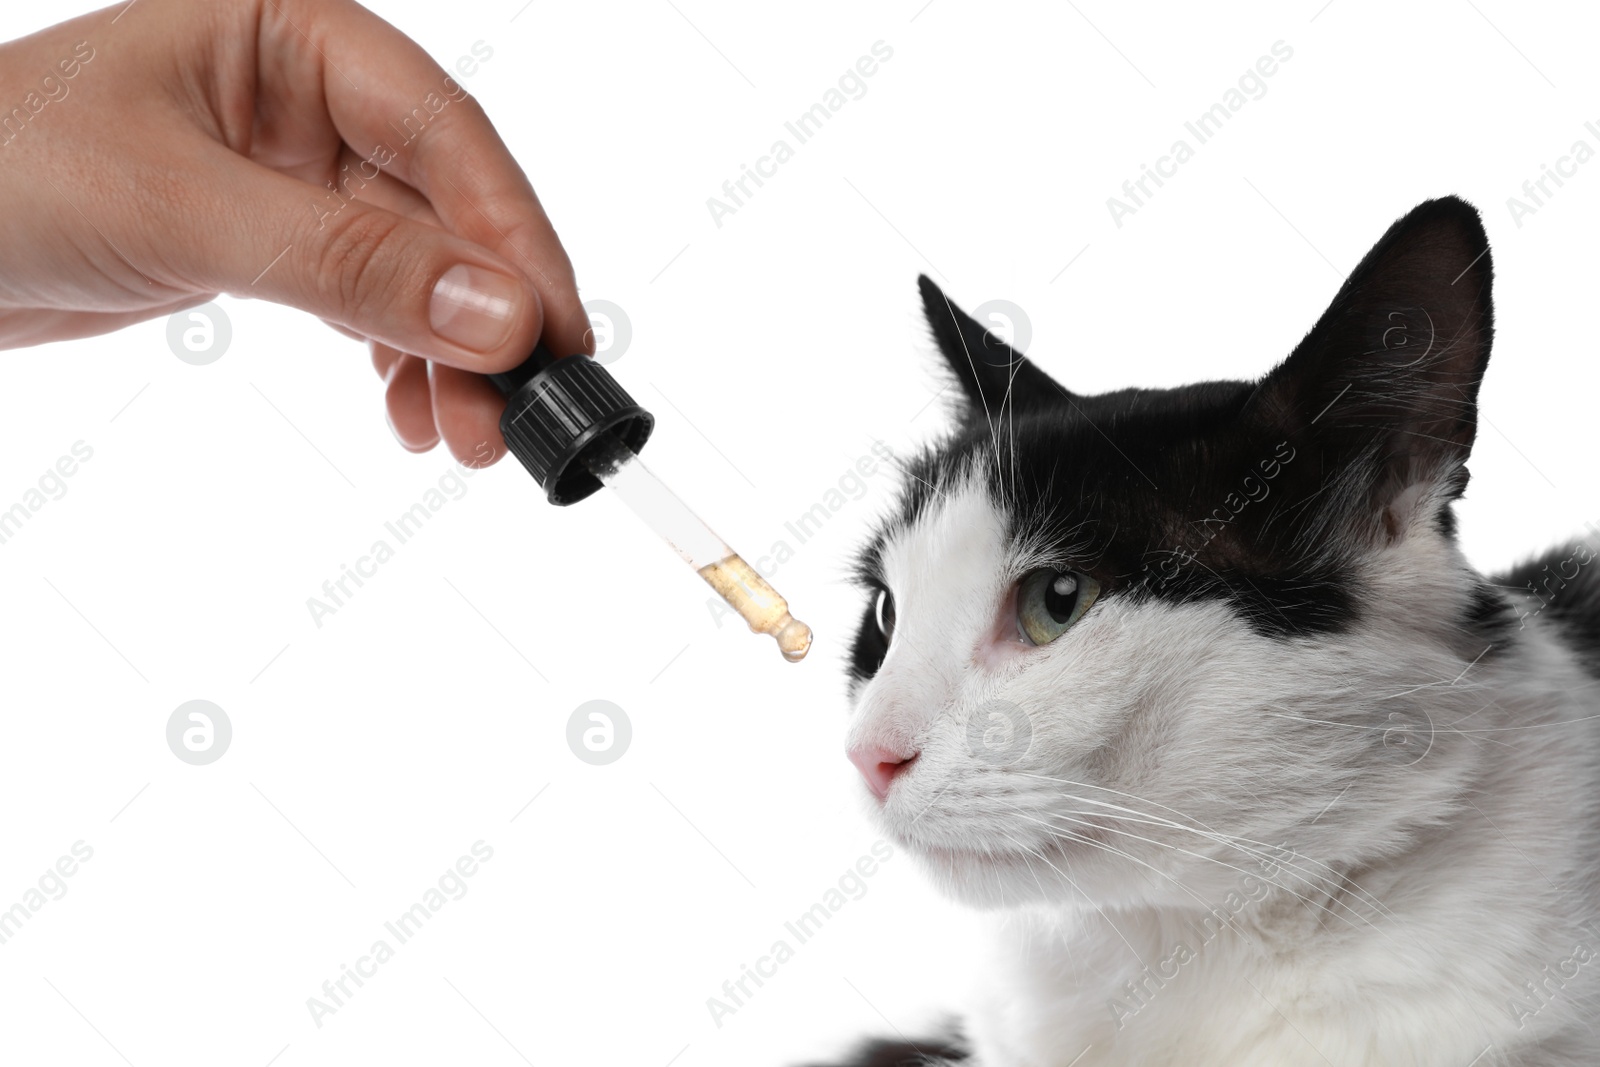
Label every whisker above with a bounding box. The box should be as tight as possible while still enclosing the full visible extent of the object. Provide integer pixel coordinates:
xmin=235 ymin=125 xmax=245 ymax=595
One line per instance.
xmin=999 ymin=805 xmax=1261 ymax=948
xmin=1014 ymin=771 xmax=1396 ymax=921
xmin=1043 ymin=811 xmax=1394 ymax=941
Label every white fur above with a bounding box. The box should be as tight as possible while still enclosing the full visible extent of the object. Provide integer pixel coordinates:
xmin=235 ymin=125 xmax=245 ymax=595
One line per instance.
xmin=848 ymin=472 xmax=1600 ymax=1066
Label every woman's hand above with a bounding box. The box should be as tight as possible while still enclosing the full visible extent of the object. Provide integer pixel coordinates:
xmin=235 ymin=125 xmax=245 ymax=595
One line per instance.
xmin=0 ymin=0 xmax=591 ymax=462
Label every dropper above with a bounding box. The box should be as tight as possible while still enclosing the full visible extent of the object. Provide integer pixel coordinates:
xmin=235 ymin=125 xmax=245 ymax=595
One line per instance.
xmin=486 ymin=343 xmax=811 ymax=663
xmin=583 ymin=434 xmax=812 ymax=661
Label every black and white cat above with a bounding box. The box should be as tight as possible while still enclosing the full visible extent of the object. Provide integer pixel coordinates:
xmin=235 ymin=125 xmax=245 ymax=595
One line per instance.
xmin=827 ymin=198 xmax=1600 ymax=1066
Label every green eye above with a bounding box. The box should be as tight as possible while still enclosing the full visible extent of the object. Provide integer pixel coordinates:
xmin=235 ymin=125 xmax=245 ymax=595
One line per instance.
xmin=1016 ymin=568 xmax=1100 ymax=645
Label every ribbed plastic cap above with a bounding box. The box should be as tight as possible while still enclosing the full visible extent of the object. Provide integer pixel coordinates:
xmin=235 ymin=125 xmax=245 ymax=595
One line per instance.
xmin=498 ymin=354 xmax=654 ymax=506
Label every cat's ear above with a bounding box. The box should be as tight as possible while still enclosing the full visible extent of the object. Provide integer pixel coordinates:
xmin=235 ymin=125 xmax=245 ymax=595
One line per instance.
xmin=1246 ymin=196 xmax=1494 ymax=544
xmin=918 ymin=275 xmax=1070 ymax=417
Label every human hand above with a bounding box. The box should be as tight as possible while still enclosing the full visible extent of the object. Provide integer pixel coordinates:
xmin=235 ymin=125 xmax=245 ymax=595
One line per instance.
xmin=0 ymin=0 xmax=592 ymax=462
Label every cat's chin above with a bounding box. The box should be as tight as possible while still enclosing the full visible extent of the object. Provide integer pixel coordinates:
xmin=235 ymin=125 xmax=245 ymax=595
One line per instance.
xmin=903 ymin=839 xmax=1086 ymax=910
xmin=889 ymin=827 xmax=1161 ymax=911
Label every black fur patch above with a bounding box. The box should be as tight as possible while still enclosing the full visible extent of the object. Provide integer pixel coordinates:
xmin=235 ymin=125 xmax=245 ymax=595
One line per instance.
xmin=796 ymin=1035 xmax=970 ymax=1067
xmin=1437 ymin=506 xmax=1460 ymax=539
xmin=1463 ymin=580 xmax=1515 ymax=642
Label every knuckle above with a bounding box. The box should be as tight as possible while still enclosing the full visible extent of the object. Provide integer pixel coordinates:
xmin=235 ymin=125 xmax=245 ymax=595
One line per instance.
xmin=316 ymin=209 xmax=415 ymax=314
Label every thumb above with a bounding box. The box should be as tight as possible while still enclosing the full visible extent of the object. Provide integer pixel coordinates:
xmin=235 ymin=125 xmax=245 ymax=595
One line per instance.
xmin=191 ymin=156 xmax=544 ymax=372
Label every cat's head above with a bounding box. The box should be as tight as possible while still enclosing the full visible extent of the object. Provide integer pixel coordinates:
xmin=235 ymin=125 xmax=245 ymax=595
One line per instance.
xmin=846 ymin=197 xmax=1504 ymax=910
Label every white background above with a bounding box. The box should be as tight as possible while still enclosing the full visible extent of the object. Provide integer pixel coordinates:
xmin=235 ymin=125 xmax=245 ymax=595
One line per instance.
xmin=1 ymin=1 xmax=1597 ymax=1065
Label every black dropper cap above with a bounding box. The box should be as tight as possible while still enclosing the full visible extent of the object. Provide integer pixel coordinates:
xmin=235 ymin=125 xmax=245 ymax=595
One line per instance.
xmin=487 ymin=344 xmax=654 ymax=506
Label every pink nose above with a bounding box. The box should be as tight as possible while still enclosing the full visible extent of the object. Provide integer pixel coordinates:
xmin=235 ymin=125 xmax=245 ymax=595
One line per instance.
xmin=848 ymin=744 xmax=918 ymax=801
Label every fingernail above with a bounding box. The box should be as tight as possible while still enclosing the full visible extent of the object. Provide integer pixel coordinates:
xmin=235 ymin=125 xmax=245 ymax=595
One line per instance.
xmin=429 ymin=264 xmax=520 ymax=353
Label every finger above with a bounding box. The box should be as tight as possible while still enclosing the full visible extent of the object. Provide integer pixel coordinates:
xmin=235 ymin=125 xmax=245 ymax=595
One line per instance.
xmin=428 ymin=360 xmax=508 ymax=467
xmin=175 ymin=141 xmax=545 ymax=374
xmin=276 ymin=0 xmax=591 ymax=357
xmin=384 ymin=351 xmax=440 ymax=452
xmin=371 ymin=341 xmax=403 ymax=380
xmin=349 ymin=163 xmax=518 ymax=461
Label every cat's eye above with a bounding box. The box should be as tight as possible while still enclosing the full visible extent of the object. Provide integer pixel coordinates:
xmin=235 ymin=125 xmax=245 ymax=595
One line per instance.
xmin=1016 ymin=569 xmax=1100 ymax=646
xmin=874 ymin=588 xmax=896 ymax=642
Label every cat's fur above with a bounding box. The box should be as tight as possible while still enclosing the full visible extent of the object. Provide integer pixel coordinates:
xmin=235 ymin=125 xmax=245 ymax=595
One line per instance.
xmin=822 ymin=198 xmax=1600 ymax=1066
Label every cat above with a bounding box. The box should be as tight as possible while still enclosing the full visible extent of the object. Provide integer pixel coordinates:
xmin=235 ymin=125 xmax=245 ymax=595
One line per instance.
xmin=816 ymin=198 xmax=1600 ymax=1066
